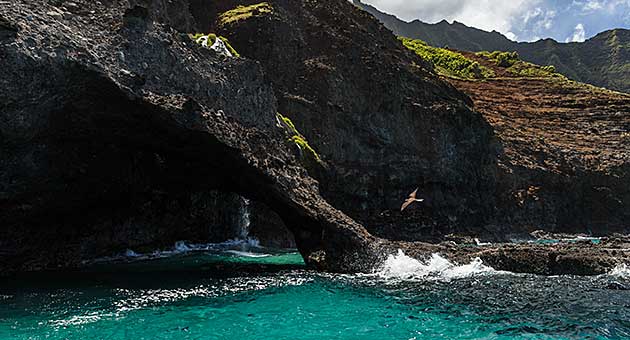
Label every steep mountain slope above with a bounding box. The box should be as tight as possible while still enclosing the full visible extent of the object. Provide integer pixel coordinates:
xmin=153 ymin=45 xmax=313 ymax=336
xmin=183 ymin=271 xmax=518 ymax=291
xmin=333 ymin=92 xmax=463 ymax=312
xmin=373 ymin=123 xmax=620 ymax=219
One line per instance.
xmin=402 ymin=39 xmax=630 ymax=236
xmin=210 ymin=0 xmax=500 ymax=238
xmin=353 ymin=0 xmax=630 ymax=93
xmin=211 ymin=1 xmax=629 ymax=240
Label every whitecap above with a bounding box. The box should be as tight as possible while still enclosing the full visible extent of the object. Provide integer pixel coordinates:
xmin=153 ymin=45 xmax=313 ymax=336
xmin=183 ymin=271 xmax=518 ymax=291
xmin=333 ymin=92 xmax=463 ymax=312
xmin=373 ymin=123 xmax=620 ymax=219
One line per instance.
xmin=609 ymin=264 xmax=630 ymax=279
xmin=377 ymin=249 xmax=497 ymax=280
xmin=224 ymin=250 xmax=271 ymax=258
xmin=174 ymin=240 xmax=191 ymax=252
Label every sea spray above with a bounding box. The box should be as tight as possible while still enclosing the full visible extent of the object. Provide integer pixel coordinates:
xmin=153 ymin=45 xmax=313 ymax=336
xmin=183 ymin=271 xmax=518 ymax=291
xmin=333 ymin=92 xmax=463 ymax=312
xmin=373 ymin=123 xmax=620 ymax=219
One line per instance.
xmin=377 ymin=249 xmax=497 ymax=280
xmin=609 ymin=264 xmax=630 ymax=279
xmin=91 ymin=238 xmax=268 ymax=265
xmin=237 ymin=197 xmax=252 ymax=240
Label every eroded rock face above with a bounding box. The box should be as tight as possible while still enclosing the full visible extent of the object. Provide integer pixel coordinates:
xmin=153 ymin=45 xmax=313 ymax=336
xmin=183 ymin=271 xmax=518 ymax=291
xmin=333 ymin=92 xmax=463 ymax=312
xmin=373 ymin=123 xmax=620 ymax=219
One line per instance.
xmin=0 ymin=0 xmax=377 ymax=273
xmin=213 ymin=0 xmax=499 ymax=240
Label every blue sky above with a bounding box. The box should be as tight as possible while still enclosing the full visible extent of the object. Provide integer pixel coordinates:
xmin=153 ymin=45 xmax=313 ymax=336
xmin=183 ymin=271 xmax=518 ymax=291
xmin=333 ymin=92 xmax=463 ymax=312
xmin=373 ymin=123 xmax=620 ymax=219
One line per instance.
xmin=361 ymin=0 xmax=630 ymax=42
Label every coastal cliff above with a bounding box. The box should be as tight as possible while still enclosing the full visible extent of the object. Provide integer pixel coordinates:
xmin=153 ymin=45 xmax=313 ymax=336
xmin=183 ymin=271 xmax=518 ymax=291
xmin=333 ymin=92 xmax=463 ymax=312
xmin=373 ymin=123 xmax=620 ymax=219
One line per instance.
xmin=0 ymin=0 xmax=380 ymax=272
xmin=0 ymin=0 xmax=628 ymax=275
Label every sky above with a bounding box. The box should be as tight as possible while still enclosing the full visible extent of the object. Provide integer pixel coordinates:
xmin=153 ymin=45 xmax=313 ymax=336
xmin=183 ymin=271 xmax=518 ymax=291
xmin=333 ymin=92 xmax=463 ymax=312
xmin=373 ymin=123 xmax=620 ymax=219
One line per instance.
xmin=361 ymin=0 xmax=630 ymax=42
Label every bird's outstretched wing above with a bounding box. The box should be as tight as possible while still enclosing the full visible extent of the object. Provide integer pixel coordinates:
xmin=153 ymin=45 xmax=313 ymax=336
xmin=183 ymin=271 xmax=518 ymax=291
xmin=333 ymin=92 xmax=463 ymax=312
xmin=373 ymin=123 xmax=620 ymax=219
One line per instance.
xmin=401 ymin=199 xmax=412 ymax=211
xmin=401 ymin=188 xmax=423 ymax=211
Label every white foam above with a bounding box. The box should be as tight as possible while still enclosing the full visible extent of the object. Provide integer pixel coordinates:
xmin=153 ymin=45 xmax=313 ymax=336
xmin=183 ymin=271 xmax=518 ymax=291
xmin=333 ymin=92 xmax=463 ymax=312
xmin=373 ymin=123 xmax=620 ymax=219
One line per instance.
xmin=88 ymin=238 xmax=266 ymax=265
xmin=48 ymin=312 xmax=114 ymax=327
xmin=174 ymin=241 xmax=191 ymax=252
xmin=124 ymin=249 xmax=139 ymax=257
xmin=377 ymin=249 xmax=497 ymax=280
xmin=609 ymin=264 xmax=630 ymax=279
xmin=224 ymin=250 xmax=271 ymax=258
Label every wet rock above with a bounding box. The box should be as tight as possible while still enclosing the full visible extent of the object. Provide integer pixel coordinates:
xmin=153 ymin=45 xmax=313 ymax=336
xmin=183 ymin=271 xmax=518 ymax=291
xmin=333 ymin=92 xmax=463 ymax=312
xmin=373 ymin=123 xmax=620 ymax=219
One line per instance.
xmin=607 ymin=282 xmax=628 ymax=290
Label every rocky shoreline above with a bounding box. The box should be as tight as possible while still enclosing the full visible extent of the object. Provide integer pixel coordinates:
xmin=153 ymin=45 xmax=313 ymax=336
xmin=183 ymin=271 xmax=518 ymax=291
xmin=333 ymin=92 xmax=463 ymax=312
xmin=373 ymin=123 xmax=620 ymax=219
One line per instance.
xmin=1 ymin=0 xmax=628 ymax=276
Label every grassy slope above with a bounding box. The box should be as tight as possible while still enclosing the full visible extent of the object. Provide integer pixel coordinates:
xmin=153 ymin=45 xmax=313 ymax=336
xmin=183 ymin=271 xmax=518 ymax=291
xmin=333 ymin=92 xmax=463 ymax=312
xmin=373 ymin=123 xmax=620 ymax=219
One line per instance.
xmin=354 ymin=0 xmax=630 ymax=93
xmin=401 ymin=37 xmax=564 ymax=82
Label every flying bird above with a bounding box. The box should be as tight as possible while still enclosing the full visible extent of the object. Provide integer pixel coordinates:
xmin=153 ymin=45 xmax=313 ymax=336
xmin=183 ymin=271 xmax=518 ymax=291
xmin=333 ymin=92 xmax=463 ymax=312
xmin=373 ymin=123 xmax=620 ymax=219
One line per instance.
xmin=400 ymin=188 xmax=424 ymax=212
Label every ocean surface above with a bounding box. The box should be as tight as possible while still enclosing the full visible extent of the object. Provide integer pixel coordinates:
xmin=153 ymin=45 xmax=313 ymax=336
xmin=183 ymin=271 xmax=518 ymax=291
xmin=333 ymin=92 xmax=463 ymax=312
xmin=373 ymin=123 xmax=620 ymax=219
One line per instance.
xmin=1 ymin=241 xmax=629 ymax=340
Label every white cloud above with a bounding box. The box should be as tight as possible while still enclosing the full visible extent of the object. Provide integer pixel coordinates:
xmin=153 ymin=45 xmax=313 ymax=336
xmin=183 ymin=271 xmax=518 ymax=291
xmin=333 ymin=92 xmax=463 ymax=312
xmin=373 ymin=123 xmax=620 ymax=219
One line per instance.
xmin=584 ymin=0 xmax=604 ymax=11
xmin=362 ymin=0 xmax=541 ymax=35
xmin=360 ymin=0 xmax=630 ymax=42
xmin=522 ymin=8 xmax=555 ymax=29
xmin=505 ymin=31 xmax=518 ymax=40
xmin=572 ymin=0 xmax=630 ymax=13
xmin=566 ymin=23 xmax=586 ymax=42
xmin=523 ymin=7 xmax=542 ymax=24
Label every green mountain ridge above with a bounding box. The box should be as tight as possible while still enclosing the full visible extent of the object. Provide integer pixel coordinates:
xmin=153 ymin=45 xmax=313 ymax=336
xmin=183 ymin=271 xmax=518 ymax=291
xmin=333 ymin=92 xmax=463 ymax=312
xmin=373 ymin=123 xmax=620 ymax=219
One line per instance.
xmin=353 ymin=0 xmax=630 ymax=93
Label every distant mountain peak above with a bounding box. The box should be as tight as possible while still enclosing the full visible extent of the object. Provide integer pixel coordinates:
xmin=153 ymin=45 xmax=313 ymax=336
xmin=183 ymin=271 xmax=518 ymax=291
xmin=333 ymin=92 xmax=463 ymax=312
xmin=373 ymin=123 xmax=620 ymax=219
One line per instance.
xmin=353 ymin=1 xmax=630 ymax=93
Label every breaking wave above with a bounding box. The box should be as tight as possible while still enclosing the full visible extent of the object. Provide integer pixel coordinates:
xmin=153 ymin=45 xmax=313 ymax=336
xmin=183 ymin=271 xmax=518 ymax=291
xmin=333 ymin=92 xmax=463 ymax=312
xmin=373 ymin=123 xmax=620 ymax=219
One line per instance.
xmin=609 ymin=264 xmax=630 ymax=279
xmin=377 ymin=249 xmax=498 ymax=281
xmin=88 ymin=238 xmax=266 ymax=264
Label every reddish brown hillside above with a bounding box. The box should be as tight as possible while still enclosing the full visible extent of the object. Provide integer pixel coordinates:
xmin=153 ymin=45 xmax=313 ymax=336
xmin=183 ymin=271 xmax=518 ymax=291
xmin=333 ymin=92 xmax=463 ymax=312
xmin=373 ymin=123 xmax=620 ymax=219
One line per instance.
xmin=447 ymin=52 xmax=630 ymax=236
xmin=451 ymin=52 xmax=629 ymax=173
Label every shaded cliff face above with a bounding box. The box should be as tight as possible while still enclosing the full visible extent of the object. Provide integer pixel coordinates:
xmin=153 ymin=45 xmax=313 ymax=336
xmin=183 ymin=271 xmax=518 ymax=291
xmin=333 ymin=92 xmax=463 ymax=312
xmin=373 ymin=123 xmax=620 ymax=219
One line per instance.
xmin=352 ymin=0 xmax=630 ymax=93
xmin=213 ymin=0 xmax=500 ymax=240
xmin=0 ymin=0 xmax=383 ymax=273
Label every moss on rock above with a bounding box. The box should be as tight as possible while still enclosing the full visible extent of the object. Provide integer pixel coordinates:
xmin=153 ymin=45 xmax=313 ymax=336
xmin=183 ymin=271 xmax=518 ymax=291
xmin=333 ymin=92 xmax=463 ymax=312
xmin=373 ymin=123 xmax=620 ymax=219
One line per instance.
xmin=276 ymin=113 xmax=323 ymax=166
xmin=218 ymin=2 xmax=273 ymax=26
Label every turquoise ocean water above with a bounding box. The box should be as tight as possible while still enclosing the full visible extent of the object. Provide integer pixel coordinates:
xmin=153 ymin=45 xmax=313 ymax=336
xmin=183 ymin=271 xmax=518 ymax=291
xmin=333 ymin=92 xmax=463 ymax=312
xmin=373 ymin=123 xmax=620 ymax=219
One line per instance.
xmin=1 ymin=244 xmax=629 ymax=340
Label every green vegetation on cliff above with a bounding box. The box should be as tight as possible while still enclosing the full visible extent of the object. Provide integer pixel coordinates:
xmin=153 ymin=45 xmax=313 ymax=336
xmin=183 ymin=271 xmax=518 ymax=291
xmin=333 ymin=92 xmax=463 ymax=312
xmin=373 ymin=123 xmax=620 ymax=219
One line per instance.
xmin=400 ymin=37 xmax=494 ymax=79
xmin=400 ymin=36 xmax=564 ymax=81
xmin=354 ymin=0 xmax=630 ymax=93
xmin=276 ymin=113 xmax=322 ymax=166
xmin=477 ymin=51 xmax=519 ymax=68
xmin=189 ymin=33 xmax=240 ymax=57
xmin=218 ymin=2 xmax=273 ymax=26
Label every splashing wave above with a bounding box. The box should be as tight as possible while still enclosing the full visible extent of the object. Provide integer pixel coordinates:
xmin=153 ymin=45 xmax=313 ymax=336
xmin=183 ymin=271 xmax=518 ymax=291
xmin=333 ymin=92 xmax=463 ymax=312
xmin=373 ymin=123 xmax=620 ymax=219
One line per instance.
xmin=377 ymin=249 xmax=498 ymax=281
xmin=609 ymin=264 xmax=630 ymax=279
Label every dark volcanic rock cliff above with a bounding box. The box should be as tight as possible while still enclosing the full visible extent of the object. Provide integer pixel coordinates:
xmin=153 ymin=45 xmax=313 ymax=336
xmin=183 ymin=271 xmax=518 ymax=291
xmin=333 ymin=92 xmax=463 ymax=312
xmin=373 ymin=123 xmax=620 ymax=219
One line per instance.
xmin=213 ymin=0 xmax=500 ymax=240
xmin=211 ymin=0 xmax=629 ymax=240
xmin=1 ymin=0 xmax=628 ymax=276
xmin=0 ymin=0 xmax=382 ymax=272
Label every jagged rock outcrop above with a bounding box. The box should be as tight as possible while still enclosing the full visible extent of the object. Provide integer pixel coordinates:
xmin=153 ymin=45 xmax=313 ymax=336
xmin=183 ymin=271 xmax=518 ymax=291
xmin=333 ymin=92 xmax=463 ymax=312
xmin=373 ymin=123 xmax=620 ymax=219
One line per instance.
xmin=0 ymin=0 xmax=380 ymax=272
